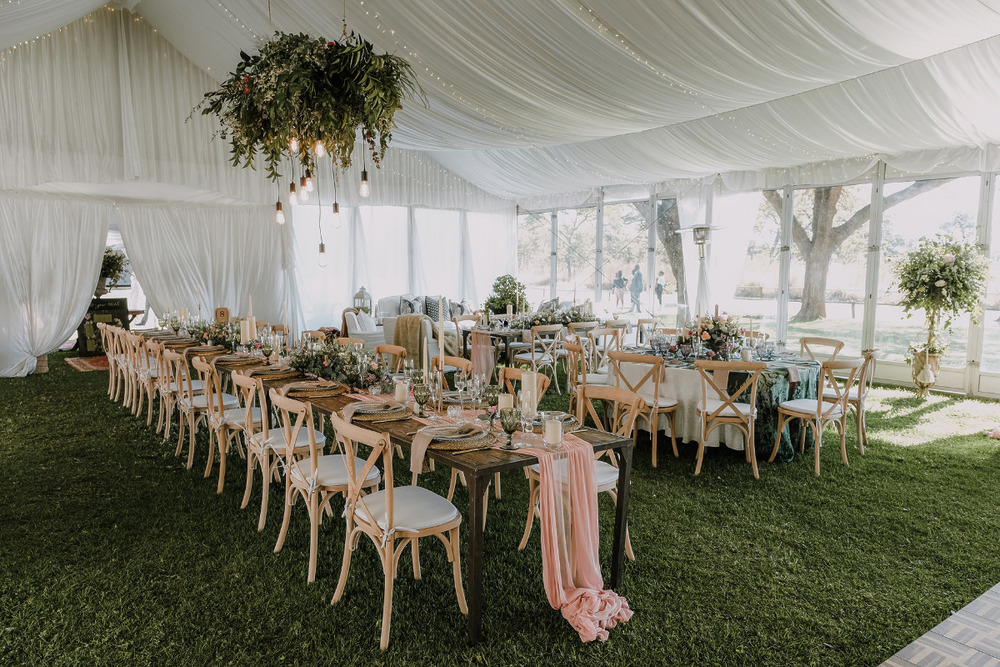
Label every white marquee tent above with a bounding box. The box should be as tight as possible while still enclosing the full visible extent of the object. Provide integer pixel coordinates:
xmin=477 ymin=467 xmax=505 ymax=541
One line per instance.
xmin=5 ymin=0 xmax=1000 ymax=376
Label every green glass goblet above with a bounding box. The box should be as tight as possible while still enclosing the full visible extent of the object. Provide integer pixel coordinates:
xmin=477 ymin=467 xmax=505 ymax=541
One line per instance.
xmin=413 ymin=383 xmax=432 ymax=418
xmin=499 ymin=407 xmax=522 ymax=450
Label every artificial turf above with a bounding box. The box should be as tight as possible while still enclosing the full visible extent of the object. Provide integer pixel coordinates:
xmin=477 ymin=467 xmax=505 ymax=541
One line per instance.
xmin=2 ymin=351 xmax=1000 ymax=665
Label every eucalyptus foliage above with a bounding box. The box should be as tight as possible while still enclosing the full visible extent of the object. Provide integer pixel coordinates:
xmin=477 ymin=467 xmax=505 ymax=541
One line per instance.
xmin=483 ymin=274 xmax=528 ymax=313
xmin=100 ymin=248 xmax=128 ymax=284
xmin=199 ymin=32 xmax=421 ymax=180
xmin=289 ymin=339 xmax=390 ymax=391
xmin=894 ymin=235 xmax=988 ymax=353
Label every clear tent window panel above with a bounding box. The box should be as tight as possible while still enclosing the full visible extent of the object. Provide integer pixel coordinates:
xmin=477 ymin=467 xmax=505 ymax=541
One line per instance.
xmin=980 ymin=178 xmax=1000 ymax=374
xmin=727 ymin=190 xmax=783 ymax=342
xmin=784 ymin=183 xmax=872 ymax=356
xmin=874 ymin=176 xmax=979 ymax=366
xmin=555 ymin=207 xmax=597 ymax=307
xmin=517 ymin=211 xmax=552 ymax=308
xmin=602 ymin=202 xmax=652 ymax=316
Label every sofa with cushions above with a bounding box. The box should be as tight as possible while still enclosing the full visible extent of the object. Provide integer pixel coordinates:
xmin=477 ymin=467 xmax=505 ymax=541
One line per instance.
xmin=341 ymin=309 xmax=386 ymax=350
xmin=373 ymin=293 xmax=475 ymax=359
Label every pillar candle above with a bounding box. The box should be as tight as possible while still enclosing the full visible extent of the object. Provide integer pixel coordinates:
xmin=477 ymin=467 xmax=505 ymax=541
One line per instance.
xmin=248 ymin=295 xmax=254 ymax=318
xmin=240 ymin=319 xmax=249 ymax=345
xmin=438 ymin=297 xmax=445 ymax=358
xmin=394 ymin=380 xmax=408 ymax=404
xmin=521 ymin=371 xmax=536 ymax=414
xmin=422 ymin=335 xmax=429 ymax=379
xmin=506 ymin=304 xmax=513 ymax=318
xmin=544 ymin=418 xmax=563 ymax=446
xmin=498 ymin=393 xmax=514 ymax=410
xmin=248 ymin=316 xmax=257 ymax=341
xmin=197 ymin=290 xmax=201 ymax=312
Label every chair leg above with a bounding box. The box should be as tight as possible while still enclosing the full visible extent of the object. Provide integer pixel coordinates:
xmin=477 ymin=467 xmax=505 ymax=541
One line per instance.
xmin=332 ymin=526 xmax=358 ymax=606
xmin=216 ymin=437 xmax=228 ymax=494
xmin=748 ymin=423 xmax=759 ymax=479
xmin=204 ymin=428 xmax=216 ymax=478
xmin=186 ymin=413 xmax=198 ymax=470
xmin=449 ymin=527 xmax=468 ymax=614
xmin=258 ymin=451 xmax=270 ymax=531
xmin=518 ymin=477 xmax=538 ymax=550
xmin=667 ymin=411 xmax=679 ymax=457
xmin=146 ymin=386 xmax=156 ymax=426
xmin=380 ymin=543 xmax=396 ymax=651
xmin=241 ymin=450 xmax=255 ymax=509
xmin=411 ymin=539 xmax=421 ymax=580
xmin=274 ymin=484 xmax=294 ymax=553
xmin=839 ymin=419 xmax=849 ymax=466
xmin=814 ymin=419 xmax=822 ymax=476
xmin=769 ymin=413 xmax=788 ymax=463
xmin=175 ymin=411 xmax=186 ymax=457
xmin=307 ymin=494 xmax=319 ymax=583
xmin=650 ymin=413 xmax=659 ymax=468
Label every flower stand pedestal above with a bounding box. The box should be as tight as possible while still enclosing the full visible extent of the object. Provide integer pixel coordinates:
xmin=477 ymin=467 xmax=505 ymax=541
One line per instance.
xmin=911 ymin=352 xmax=941 ymax=398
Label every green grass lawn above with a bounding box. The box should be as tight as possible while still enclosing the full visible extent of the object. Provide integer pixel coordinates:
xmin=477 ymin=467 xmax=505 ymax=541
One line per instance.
xmin=3 ymin=352 xmax=1000 ymax=665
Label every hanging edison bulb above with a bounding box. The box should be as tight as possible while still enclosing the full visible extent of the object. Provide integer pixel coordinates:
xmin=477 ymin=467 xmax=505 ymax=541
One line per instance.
xmin=359 ymin=169 xmax=371 ymax=198
xmin=299 ymin=176 xmax=310 ymax=202
xmin=332 ymin=201 xmax=342 ymax=229
xmin=305 ymin=169 xmax=315 ymax=192
xmin=318 ymin=241 xmax=327 ymax=267
xmin=275 ymin=201 xmax=285 ymax=225
xmin=289 ymin=137 xmax=299 ymax=152
xmin=289 ymin=183 xmax=298 ymax=206
xmin=314 ymin=140 xmax=326 ymax=157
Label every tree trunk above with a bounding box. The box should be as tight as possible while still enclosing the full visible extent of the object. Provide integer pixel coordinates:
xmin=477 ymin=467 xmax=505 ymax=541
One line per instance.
xmin=655 ymin=201 xmax=687 ymax=309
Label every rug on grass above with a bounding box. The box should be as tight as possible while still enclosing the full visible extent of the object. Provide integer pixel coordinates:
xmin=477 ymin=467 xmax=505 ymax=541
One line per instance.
xmin=65 ymin=356 xmax=109 ymax=372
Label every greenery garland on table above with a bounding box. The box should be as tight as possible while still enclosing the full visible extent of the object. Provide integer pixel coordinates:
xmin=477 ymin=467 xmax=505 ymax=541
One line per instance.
xmin=198 ymin=31 xmax=421 ymax=180
xmin=894 ymin=235 xmax=988 ymax=356
xmin=514 ymin=307 xmax=597 ymax=329
xmin=289 ymin=340 xmax=392 ymax=392
xmin=188 ymin=321 xmax=240 ymax=350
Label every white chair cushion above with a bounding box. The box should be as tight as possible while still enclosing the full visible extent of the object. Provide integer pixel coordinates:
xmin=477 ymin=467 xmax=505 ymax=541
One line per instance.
xmin=780 ymin=398 xmax=843 ymax=417
xmin=640 ymin=394 xmax=677 ymax=409
xmin=290 ymin=454 xmax=380 ymax=488
xmin=699 ymin=398 xmax=755 ymax=418
xmin=183 ymin=392 xmax=239 ymax=410
xmin=223 ymin=405 xmax=262 ymax=427
xmin=578 ymin=372 xmax=609 ymax=385
xmin=822 ymin=387 xmax=861 ymax=401
xmin=355 ymin=485 xmax=459 ymax=532
xmin=530 ymin=459 xmax=620 ymax=490
xmin=250 ymin=426 xmax=326 ymax=449
xmin=167 ymin=379 xmax=203 ymax=393
xmin=514 ymin=352 xmax=553 ymax=364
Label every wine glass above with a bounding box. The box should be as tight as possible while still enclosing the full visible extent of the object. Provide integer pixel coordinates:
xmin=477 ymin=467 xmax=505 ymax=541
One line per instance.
xmin=498 ymin=407 xmax=522 ymax=450
xmin=483 ymin=383 xmax=501 ymax=430
xmin=157 ymin=316 xmax=166 ymax=330
xmin=413 ymin=383 xmax=431 ymax=418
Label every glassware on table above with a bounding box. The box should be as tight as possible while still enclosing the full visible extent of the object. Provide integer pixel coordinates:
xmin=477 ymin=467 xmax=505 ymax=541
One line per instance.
xmin=498 ymin=407 xmax=522 ymax=450
xmin=483 ymin=383 xmax=502 ymax=430
xmin=447 ymin=404 xmax=464 ymax=422
xmin=412 ymin=383 xmax=431 ymax=418
xmin=157 ymin=316 xmax=167 ymax=330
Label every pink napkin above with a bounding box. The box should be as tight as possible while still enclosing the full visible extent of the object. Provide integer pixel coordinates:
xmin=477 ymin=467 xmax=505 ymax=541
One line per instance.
xmin=519 ymin=433 xmax=632 ymax=642
xmin=340 ymin=401 xmax=401 ymax=422
xmin=409 ymin=423 xmax=485 ymax=475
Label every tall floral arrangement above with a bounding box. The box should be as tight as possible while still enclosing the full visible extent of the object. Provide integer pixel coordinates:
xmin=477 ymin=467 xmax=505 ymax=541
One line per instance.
xmin=188 ymin=321 xmax=240 ymax=350
xmin=483 ymin=274 xmax=528 ymax=314
xmin=692 ymin=314 xmax=743 ymax=359
xmin=894 ymin=236 xmax=988 ymax=355
xmin=198 ymin=31 xmax=421 ymax=180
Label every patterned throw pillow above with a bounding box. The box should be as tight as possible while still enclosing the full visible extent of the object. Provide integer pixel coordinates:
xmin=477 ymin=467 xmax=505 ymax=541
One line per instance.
xmin=424 ymin=295 xmax=451 ymax=321
xmin=450 ymin=300 xmax=471 ymax=318
xmin=400 ymin=296 xmax=423 ymax=315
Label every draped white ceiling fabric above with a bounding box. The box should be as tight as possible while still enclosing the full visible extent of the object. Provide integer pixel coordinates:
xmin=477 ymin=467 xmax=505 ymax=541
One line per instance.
xmin=0 ymin=196 xmax=110 ymax=377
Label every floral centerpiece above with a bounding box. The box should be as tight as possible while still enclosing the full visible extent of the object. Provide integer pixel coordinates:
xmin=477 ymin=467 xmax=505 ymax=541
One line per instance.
xmin=692 ymin=314 xmax=743 ymax=359
xmin=514 ymin=306 xmax=597 ymax=329
xmin=483 ymin=274 xmax=528 ymax=314
xmin=188 ymin=321 xmax=239 ymax=350
xmin=198 ymin=31 xmax=420 ymax=180
xmin=894 ymin=235 xmax=988 ymax=396
xmin=289 ymin=340 xmax=391 ymax=391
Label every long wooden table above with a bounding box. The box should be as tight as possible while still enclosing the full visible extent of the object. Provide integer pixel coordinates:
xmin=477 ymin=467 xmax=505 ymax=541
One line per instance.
xmin=260 ymin=375 xmax=634 ymax=644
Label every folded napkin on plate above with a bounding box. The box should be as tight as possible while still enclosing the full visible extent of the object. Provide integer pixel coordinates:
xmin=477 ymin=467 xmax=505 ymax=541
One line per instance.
xmin=410 ymin=423 xmax=484 ymax=475
xmin=341 ymin=401 xmax=402 ymax=422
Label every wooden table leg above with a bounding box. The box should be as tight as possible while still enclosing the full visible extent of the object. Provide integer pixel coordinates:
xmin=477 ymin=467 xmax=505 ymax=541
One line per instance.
xmin=610 ymin=442 xmax=633 ymax=589
xmin=466 ymin=471 xmax=488 ymax=643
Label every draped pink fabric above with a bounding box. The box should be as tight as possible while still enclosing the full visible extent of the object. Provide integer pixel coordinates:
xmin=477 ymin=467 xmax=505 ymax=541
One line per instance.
xmin=470 ymin=330 xmax=495 ymax=382
xmin=521 ymin=434 xmax=632 ymax=641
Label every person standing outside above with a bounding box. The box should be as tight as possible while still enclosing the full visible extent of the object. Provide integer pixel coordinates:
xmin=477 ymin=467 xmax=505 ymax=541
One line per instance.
xmin=613 ymin=270 xmax=627 ymax=309
xmin=629 ymin=264 xmax=643 ymax=312
xmin=655 ymin=270 xmax=665 ymax=306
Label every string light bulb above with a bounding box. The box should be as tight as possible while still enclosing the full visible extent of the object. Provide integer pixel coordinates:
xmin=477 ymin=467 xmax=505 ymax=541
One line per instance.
xmin=332 ymin=201 xmax=342 ymax=228
xmin=275 ymin=201 xmax=285 ymax=224
xmin=288 ymin=182 xmax=298 ymax=206
xmin=305 ymin=169 xmax=315 ymax=192
xmin=299 ymin=176 xmax=310 ymax=202
xmin=289 ymin=137 xmax=299 ymax=152
xmin=318 ymin=241 xmax=327 ymax=267
xmin=359 ymin=169 xmax=370 ymax=197
xmin=314 ymin=140 xmax=326 ymax=157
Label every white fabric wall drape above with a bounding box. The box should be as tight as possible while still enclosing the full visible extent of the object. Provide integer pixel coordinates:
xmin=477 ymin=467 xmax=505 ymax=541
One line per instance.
xmin=117 ymin=204 xmax=289 ymax=323
xmin=0 ymin=196 xmax=109 ymax=376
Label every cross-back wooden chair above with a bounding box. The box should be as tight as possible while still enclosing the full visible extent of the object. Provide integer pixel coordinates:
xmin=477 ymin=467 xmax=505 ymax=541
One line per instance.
xmin=518 ymin=384 xmax=643 ymax=560
xmin=770 ymin=358 xmax=864 ymax=476
xmin=656 ymin=327 xmax=679 ymax=335
xmin=191 ymin=357 xmax=242 ymax=493
xmin=108 ymin=326 xmax=130 ymax=405
xmin=140 ymin=339 xmax=162 ymax=427
xmin=746 ymin=331 xmax=770 ymax=343
xmin=636 ymin=318 xmax=657 ymax=347
xmin=329 ymin=412 xmax=467 ymax=651
xmin=513 ymin=323 xmax=565 ymax=393
xmin=169 ymin=351 xmax=238 ymax=470
xmin=374 ymin=344 xmax=407 ymax=372
xmin=120 ymin=331 xmax=143 ymax=413
xmin=301 ymin=330 xmax=327 ymax=347
xmin=588 ymin=327 xmax=621 ymax=373
xmin=567 ymin=321 xmax=599 ymax=339
xmin=823 ymin=350 xmax=878 ymax=453
xmin=799 ymin=336 xmax=844 ymax=362
xmin=498 ymin=366 xmax=551 ymax=407
xmin=96 ymin=323 xmax=117 ymax=399
xmin=337 ymin=337 xmax=365 ymax=350
xmin=432 ymin=355 xmax=473 ymax=390
xmin=269 ymin=391 xmax=380 ymax=583
xmin=694 ymin=360 xmax=767 ymax=478
xmin=607 ymin=350 xmax=678 ymax=467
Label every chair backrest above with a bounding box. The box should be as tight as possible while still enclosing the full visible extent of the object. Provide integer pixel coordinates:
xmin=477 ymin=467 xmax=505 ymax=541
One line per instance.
xmin=192 ymin=356 xmax=226 ymax=420
xmin=231 ymin=371 xmax=269 ymax=434
xmin=656 ymin=327 xmax=679 ymax=335
xmin=162 ymin=349 xmax=198 ymax=402
xmin=270 ymin=389 xmax=322 ymax=479
xmin=271 ymin=324 xmax=288 ymax=335
xmin=576 ymin=384 xmax=643 ymax=439
xmin=453 ymin=314 xmax=479 ymax=330
xmin=567 ymin=321 xmax=599 ymax=336
xmin=337 ymin=337 xmax=364 ymax=350
xmin=607 ymin=350 xmax=663 ymax=404
xmin=374 ymin=344 xmax=406 ymax=372
xmin=530 ymin=324 xmax=563 ymax=360
xmin=564 ymin=342 xmax=586 ymax=394
xmin=815 ymin=358 xmax=865 ymax=419
xmin=857 ymin=349 xmax=878 ymax=399
xmin=693 ymin=360 xmax=766 ymax=424
xmin=432 ymin=354 xmax=472 ymax=376
xmin=122 ymin=331 xmax=142 ymax=368
xmin=603 ymin=319 xmax=628 ymax=332
xmin=469 ymin=329 xmax=496 ymax=382
xmin=636 ymin=319 xmax=657 ymax=346
xmin=330 ymin=412 xmax=392 ymax=535
xmin=301 ymin=330 xmax=326 ymax=347
xmin=799 ymin=336 xmax=844 ymax=362
xmin=499 ymin=366 xmax=551 ymax=404
xmin=746 ymin=331 xmax=770 ymax=343
xmin=588 ymin=327 xmax=621 ymax=370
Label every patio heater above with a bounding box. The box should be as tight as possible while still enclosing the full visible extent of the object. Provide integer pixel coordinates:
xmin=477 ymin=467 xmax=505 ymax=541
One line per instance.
xmin=693 ymin=224 xmax=712 ymax=318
